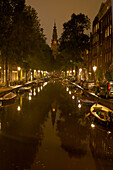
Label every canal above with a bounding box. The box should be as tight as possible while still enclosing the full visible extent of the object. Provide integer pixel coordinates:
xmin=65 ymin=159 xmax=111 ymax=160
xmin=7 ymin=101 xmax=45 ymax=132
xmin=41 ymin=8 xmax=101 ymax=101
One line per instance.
xmin=0 ymin=81 xmax=113 ymax=170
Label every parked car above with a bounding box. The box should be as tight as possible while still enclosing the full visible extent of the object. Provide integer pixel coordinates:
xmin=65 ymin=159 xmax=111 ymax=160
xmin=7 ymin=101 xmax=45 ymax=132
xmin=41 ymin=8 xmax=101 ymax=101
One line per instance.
xmin=83 ymin=80 xmax=95 ymax=90
xmin=96 ymin=81 xmax=113 ymax=98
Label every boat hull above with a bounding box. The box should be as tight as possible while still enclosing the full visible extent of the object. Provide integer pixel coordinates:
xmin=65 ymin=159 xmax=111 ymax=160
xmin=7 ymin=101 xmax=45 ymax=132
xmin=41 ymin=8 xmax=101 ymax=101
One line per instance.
xmin=0 ymin=92 xmax=17 ymax=105
xmin=90 ymin=104 xmax=113 ymax=126
xmin=81 ymin=99 xmax=98 ymax=105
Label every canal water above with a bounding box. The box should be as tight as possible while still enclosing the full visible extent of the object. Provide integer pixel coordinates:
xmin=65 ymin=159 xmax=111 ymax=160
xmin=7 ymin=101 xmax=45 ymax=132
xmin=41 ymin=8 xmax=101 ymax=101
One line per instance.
xmin=0 ymin=81 xmax=113 ymax=170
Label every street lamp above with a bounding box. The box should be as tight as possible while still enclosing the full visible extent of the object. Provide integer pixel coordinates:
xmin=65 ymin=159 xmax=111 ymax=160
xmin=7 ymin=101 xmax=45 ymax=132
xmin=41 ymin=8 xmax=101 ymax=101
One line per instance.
xmin=93 ymin=66 xmax=97 ymax=84
xmin=17 ymin=67 xmax=21 ymax=81
xmin=93 ymin=66 xmax=97 ymax=72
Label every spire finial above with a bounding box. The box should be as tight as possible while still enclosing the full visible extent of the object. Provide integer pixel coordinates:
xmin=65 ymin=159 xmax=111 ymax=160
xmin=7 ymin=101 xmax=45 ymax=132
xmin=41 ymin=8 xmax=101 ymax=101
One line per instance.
xmin=54 ymin=19 xmax=56 ymax=27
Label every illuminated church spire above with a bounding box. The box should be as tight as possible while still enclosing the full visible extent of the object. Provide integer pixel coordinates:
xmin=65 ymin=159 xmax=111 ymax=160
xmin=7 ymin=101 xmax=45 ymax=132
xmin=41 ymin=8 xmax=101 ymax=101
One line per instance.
xmin=51 ymin=22 xmax=58 ymax=60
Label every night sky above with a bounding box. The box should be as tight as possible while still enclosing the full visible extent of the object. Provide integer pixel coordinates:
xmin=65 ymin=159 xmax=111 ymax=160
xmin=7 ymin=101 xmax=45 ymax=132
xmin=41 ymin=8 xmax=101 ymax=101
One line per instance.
xmin=26 ymin=0 xmax=105 ymax=45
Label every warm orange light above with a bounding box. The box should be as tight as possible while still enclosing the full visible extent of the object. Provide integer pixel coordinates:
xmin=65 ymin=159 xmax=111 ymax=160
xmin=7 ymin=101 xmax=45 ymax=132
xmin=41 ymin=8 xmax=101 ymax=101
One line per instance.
xmin=52 ymin=108 xmax=55 ymax=112
xmin=54 ymin=41 xmax=56 ymax=44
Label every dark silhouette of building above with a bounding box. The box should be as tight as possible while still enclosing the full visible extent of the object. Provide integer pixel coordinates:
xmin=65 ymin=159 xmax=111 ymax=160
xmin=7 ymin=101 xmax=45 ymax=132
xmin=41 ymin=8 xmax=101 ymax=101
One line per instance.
xmin=51 ymin=22 xmax=58 ymax=60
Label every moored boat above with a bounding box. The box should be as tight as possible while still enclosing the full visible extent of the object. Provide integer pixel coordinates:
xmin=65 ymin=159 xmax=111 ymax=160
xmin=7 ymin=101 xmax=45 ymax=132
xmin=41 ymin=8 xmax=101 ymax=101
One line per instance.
xmin=0 ymin=92 xmax=17 ymax=105
xmin=81 ymin=99 xmax=98 ymax=105
xmin=18 ymin=87 xmax=31 ymax=93
xmin=90 ymin=104 xmax=113 ymax=125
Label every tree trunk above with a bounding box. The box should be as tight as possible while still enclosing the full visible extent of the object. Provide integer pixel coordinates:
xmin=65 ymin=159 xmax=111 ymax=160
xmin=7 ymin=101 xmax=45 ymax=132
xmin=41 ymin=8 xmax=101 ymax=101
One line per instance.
xmin=26 ymin=70 xmax=28 ymax=82
xmin=75 ymin=65 xmax=78 ymax=80
xmin=5 ymin=55 xmax=8 ymax=87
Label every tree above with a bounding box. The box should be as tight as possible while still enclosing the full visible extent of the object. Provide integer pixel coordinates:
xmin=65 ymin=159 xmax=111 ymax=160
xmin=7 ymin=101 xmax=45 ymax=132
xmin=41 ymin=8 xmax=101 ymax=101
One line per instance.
xmin=105 ymin=63 xmax=113 ymax=81
xmin=0 ymin=0 xmax=25 ymax=85
xmin=0 ymin=1 xmax=52 ymax=84
xmin=59 ymin=13 xmax=90 ymax=77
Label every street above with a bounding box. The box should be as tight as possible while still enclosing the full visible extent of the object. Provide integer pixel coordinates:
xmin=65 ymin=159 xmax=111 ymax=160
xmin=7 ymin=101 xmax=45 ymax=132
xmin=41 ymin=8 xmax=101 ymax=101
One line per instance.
xmin=0 ymin=81 xmax=113 ymax=170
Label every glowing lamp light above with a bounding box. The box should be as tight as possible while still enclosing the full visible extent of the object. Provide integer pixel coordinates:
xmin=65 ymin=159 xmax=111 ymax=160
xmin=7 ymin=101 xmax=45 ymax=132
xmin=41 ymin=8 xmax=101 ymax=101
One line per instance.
xmin=93 ymin=66 xmax=97 ymax=72
xmin=91 ymin=123 xmax=95 ymax=128
xmin=72 ymin=95 xmax=75 ymax=99
xmin=33 ymin=89 xmax=36 ymax=96
xmin=17 ymin=106 xmax=21 ymax=111
xmin=52 ymin=108 xmax=55 ymax=112
xmin=78 ymin=99 xmax=80 ymax=103
xmin=43 ymin=82 xmax=47 ymax=87
xmin=107 ymin=131 xmax=111 ymax=135
xmin=38 ymin=88 xmax=40 ymax=92
xmin=79 ymin=68 xmax=82 ymax=72
xmin=29 ymin=92 xmax=32 ymax=96
xmin=29 ymin=96 xmax=32 ymax=101
xmin=66 ymin=87 xmax=69 ymax=92
xmin=69 ymin=91 xmax=71 ymax=95
xmin=78 ymin=104 xmax=81 ymax=108
xmin=41 ymin=86 xmax=43 ymax=90
xmin=17 ymin=67 xmax=21 ymax=71
xmin=33 ymin=92 xmax=36 ymax=96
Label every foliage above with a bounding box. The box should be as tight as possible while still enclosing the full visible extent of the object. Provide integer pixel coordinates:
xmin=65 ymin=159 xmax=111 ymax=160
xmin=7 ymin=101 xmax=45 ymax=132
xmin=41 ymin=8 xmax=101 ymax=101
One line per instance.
xmin=58 ymin=13 xmax=90 ymax=73
xmin=0 ymin=0 xmax=52 ymax=84
xmin=96 ymin=69 xmax=103 ymax=81
xmin=105 ymin=63 xmax=113 ymax=81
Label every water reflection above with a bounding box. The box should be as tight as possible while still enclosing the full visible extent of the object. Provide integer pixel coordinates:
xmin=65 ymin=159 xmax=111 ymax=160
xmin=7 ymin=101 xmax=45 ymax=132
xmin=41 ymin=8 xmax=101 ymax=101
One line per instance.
xmin=50 ymin=100 xmax=57 ymax=127
xmin=56 ymin=102 xmax=89 ymax=159
xmin=89 ymin=126 xmax=113 ymax=170
xmin=0 ymin=82 xmax=113 ymax=169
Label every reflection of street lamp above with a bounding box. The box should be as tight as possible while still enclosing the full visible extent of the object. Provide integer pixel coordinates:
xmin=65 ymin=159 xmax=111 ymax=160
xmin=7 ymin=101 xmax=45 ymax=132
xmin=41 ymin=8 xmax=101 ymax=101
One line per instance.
xmin=93 ymin=66 xmax=97 ymax=84
xmin=17 ymin=67 xmax=21 ymax=81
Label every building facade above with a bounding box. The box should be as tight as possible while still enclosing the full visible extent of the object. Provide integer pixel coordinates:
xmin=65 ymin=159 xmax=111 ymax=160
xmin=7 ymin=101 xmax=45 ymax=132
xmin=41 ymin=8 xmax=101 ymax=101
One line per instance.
xmin=91 ymin=0 xmax=112 ymax=80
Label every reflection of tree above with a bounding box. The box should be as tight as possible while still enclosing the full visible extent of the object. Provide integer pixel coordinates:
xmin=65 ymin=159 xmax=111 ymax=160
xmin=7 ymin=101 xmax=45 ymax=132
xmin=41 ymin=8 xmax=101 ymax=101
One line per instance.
xmin=53 ymin=82 xmax=90 ymax=158
xmin=89 ymin=128 xmax=113 ymax=169
xmin=0 ymin=84 xmax=54 ymax=169
xmin=50 ymin=100 xmax=57 ymax=127
xmin=56 ymin=114 xmax=89 ymax=158
xmin=0 ymin=131 xmax=42 ymax=170
xmin=0 ymin=104 xmax=44 ymax=170
xmin=0 ymin=83 xmax=67 ymax=169
xmin=61 ymin=143 xmax=86 ymax=158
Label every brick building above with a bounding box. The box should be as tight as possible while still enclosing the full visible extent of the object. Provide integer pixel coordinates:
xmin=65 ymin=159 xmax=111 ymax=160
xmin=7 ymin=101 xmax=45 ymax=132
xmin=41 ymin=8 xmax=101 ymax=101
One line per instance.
xmin=90 ymin=0 xmax=112 ymax=80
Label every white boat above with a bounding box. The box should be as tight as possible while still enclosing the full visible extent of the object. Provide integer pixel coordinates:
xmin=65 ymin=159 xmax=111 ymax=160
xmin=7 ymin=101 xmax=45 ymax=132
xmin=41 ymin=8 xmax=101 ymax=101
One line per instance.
xmin=90 ymin=104 xmax=113 ymax=125
xmin=0 ymin=92 xmax=17 ymax=105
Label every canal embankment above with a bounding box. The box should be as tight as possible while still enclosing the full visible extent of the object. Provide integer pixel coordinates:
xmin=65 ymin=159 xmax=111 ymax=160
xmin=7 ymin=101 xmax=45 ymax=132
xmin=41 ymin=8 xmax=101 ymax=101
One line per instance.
xmin=73 ymin=83 xmax=113 ymax=111
xmin=0 ymin=81 xmax=34 ymax=97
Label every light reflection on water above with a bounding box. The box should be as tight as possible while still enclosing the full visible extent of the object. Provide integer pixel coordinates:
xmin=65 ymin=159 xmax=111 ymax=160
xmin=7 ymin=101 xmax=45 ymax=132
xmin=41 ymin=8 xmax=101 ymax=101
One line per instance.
xmin=0 ymin=82 xmax=113 ymax=169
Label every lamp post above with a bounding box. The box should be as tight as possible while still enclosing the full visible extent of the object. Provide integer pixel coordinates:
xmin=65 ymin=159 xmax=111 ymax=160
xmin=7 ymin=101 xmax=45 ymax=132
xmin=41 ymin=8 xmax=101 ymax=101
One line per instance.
xmin=17 ymin=67 xmax=21 ymax=81
xmin=93 ymin=66 xmax=97 ymax=85
xmin=70 ymin=60 xmax=73 ymax=76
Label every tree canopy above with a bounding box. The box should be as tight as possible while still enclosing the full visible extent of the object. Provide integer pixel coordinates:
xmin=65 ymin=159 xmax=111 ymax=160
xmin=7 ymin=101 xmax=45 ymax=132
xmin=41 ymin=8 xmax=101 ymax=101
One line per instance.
xmin=58 ymin=13 xmax=90 ymax=74
xmin=0 ymin=0 xmax=52 ymax=84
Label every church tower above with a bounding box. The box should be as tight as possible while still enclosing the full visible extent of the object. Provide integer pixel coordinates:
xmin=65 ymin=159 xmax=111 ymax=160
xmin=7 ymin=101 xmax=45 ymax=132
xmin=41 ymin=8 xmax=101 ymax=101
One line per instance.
xmin=51 ymin=22 xmax=58 ymax=60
